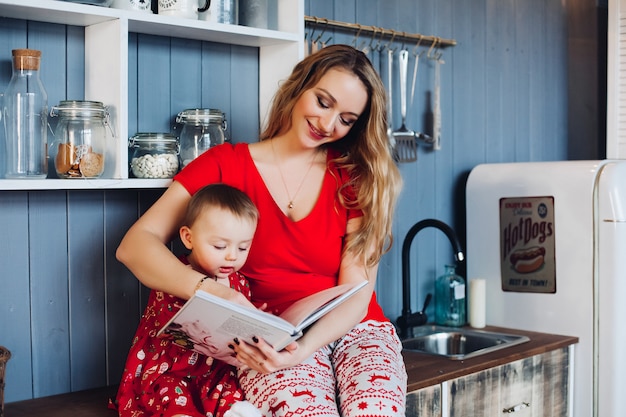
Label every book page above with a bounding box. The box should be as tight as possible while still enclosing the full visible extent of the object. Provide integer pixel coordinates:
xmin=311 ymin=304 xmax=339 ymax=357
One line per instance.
xmin=159 ymin=292 xmax=300 ymax=363
xmin=158 ymin=280 xmax=367 ymax=361
xmin=279 ymin=281 xmax=368 ymax=330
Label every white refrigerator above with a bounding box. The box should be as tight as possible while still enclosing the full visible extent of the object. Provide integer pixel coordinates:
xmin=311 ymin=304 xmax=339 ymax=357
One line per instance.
xmin=465 ymin=160 xmax=626 ymax=417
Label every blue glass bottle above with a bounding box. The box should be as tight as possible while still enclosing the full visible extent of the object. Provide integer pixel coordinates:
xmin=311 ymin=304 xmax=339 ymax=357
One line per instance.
xmin=435 ymin=264 xmax=466 ymax=326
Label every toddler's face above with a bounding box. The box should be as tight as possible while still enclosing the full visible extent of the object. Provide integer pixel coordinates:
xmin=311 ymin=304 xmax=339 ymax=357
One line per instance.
xmin=181 ymin=207 xmax=256 ymax=280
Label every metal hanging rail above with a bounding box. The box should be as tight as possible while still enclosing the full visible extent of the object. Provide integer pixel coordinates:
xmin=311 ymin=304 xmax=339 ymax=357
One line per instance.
xmin=304 ymin=15 xmax=456 ymax=48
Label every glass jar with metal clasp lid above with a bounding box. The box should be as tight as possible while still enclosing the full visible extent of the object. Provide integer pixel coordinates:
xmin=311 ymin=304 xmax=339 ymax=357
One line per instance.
xmin=49 ymin=100 xmax=112 ymax=178
xmin=128 ymin=133 xmax=180 ymax=179
xmin=176 ymin=108 xmax=227 ymax=168
xmin=59 ymin=0 xmax=113 ymax=7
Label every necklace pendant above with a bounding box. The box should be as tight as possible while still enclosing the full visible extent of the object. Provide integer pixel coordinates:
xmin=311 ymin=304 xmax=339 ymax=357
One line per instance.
xmin=288 ymin=201 xmax=294 ymax=209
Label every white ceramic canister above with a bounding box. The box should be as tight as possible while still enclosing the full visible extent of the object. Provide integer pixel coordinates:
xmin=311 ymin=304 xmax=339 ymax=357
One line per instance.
xmin=238 ymin=0 xmax=267 ymax=28
xmin=111 ymin=0 xmax=153 ymax=13
xmin=199 ymin=0 xmax=238 ymax=24
xmin=159 ymin=0 xmax=210 ymax=19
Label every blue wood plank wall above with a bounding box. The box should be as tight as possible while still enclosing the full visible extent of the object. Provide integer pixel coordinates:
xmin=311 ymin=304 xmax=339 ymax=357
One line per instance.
xmin=0 ymin=0 xmax=588 ymax=402
xmin=305 ymin=0 xmax=572 ymax=331
xmin=0 ymin=15 xmax=258 ymax=402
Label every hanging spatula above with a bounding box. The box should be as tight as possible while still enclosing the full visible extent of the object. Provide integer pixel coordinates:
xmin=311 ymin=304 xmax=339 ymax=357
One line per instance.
xmin=392 ymin=49 xmax=418 ymax=163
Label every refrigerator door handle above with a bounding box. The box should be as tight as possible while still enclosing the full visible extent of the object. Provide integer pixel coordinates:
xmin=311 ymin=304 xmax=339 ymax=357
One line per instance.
xmin=502 ymin=402 xmax=530 ymax=413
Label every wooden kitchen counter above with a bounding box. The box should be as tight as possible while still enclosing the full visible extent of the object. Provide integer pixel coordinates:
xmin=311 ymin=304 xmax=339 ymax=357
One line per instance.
xmin=403 ymin=325 xmax=578 ymax=392
xmin=4 ymin=326 xmax=577 ymax=416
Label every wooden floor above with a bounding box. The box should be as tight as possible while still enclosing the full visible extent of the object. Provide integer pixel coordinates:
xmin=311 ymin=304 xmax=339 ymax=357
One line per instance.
xmin=3 ymin=385 xmax=118 ymax=417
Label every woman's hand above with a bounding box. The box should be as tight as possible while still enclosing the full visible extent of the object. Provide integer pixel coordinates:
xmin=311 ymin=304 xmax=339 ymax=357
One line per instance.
xmin=231 ymin=337 xmax=301 ymax=373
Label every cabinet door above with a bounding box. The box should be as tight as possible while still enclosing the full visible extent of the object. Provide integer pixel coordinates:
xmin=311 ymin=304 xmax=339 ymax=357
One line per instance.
xmin=447 ymin=366 xmax=500 ymax=416
xmin=447 ymin=347 xmax=570 ymax=417
xmin=406 ymin=384 xmax=441 ymax=417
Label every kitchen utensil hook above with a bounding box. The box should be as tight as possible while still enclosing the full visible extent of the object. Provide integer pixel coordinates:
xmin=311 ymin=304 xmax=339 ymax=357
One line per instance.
xmin=366 ymin=27 xmax=380 ymax=52
xmin=361 ymin=26 xmax=380 ymax=54
xmin=412 ymin=35 xmax=423 ymax=56
xmin=426 ymin=37 xmax=440 ymax=59
xmin=382 ymin=32 xmax=397 ymax=53
xmin=308 ymin=18 xmax=317 ymax=42
xmin=371 ymin=27 xmax=384 ymax=52
xmin=313 ymin=19 xmax=329 ymax=45
xmin=350 ymin=24 xmax=363 ymax=48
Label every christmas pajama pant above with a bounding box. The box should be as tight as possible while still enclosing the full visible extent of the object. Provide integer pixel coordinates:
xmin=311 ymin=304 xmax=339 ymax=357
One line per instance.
xmin=238 ymin=320 xmax=407 ymax=417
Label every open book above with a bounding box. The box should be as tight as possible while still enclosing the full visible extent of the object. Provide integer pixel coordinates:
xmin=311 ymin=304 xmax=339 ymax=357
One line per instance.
xmin=158 ymin=280 xmax=367 ymax=366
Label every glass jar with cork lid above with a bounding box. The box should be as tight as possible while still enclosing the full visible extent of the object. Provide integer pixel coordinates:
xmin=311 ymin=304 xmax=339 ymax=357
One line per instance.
xmin=1 ymin=49 xmax=48 ymax=178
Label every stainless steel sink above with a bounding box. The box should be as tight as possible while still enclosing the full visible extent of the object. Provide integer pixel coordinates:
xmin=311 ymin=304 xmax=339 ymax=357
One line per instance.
xmin=401 ymin=325 xmax=530 ymax=360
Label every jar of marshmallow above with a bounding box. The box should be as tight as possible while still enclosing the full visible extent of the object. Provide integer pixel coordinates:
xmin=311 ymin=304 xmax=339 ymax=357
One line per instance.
xmin=128 ymin=133 xmax=179 ymax=179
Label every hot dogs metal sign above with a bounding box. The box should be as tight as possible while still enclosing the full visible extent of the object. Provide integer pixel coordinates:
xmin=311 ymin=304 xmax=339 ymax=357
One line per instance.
xmin=499 ymin=196 xmax=556 ymax=293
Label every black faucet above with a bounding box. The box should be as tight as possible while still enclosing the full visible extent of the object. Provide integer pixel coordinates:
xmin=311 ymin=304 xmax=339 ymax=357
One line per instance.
xmin=396 ymin=218 xmax=465 ymax=339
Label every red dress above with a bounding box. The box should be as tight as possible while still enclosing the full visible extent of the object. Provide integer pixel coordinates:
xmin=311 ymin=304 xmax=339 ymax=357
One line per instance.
xmin=111 ymin=269 xmax=251 ymax=417
xmin=174 ymin=143 xmax=388 ymax=322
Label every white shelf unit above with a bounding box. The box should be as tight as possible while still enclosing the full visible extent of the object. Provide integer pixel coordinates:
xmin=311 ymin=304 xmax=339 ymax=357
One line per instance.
xmin=0 ymin=0 xmax=304 ymax=190
xmin=608 ymin=0 xmax=626 ymax=159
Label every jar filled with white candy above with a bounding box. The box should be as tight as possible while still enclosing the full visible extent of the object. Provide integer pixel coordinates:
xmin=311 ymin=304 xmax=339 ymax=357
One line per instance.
xmin=129 ymin=133 xmax=179 ymax=179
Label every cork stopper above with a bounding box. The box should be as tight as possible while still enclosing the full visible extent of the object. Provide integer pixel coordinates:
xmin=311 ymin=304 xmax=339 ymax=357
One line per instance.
xmin=12 ymin=49 xmax=42 ymax=71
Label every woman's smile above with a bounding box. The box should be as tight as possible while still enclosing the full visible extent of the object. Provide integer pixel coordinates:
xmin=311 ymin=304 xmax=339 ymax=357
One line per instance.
xmin=307 ymin=121 xmax=329 ymax=140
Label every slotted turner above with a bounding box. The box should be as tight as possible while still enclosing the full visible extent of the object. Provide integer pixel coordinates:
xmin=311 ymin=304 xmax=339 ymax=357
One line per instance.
xmin=392 ymin=49 xmax=417 ymax=162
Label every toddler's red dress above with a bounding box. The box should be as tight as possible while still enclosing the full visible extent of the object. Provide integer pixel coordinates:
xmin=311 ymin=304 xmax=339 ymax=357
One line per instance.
xmin=111 ymin=270 xmax=250 ymax=417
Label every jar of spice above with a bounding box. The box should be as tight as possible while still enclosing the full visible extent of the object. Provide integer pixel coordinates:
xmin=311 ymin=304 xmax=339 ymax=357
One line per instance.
xmin=176 ymin=109 xmax=226 ymax=168
xmin=49 ymin=100 xmax=111 ymax=178
xmin=129 ymin=133 xmax=179 ymax=179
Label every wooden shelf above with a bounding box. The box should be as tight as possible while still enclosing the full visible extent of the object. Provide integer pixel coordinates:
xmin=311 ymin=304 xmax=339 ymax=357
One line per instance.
xmin=0 ymin=0 xmax=299 ymax=46
xmin=0 ymin=178 xmax=172 ymax=190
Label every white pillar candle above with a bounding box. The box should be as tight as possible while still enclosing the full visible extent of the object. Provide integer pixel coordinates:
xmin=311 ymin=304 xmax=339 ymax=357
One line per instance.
xmin=469 ymin=278 xmax=486 ymax=328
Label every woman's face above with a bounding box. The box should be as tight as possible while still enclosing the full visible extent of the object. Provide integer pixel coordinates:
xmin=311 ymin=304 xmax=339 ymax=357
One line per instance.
xmin=291 ymin=68 xmax=368 ymax=147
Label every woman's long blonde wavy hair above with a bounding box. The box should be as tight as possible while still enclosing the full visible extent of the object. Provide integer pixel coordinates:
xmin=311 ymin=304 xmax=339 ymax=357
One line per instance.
xmin=260 ymin=44 xmax=403 ymax=268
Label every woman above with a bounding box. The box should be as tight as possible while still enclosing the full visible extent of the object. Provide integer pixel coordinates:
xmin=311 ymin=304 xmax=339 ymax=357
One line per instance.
xmin=117 ymin=44 xmax=405 ymax=416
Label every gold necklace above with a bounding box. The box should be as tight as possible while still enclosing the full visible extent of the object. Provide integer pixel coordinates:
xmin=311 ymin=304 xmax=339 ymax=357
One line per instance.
xmin=271 ymin=140 xmax=318 ymax=210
